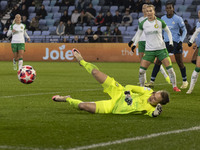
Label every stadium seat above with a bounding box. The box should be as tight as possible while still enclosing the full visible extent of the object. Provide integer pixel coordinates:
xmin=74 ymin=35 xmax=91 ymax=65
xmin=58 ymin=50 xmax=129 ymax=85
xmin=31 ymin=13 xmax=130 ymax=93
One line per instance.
xmin=187 ymin=19 xmax=195 ymax=27
xmin=110 ymin=6 xmax=118 ymax=12
xmin=187 ymin=5 xmax=197 ymax=12
xmin=29 ymin=13 xmax=36 ymax=20
xmin=26 ymin=31 xmax=33 ymax=36
xmin=130 ymin=12 xmax=138 ymax=19
xmin=75 ymin=26 xmax=84 ymax=34
xmin=0 ymin=1 xmax=8 ymax=10
xmin=83 ymin=26 xmax=91 ymax=32
xmin=33 ymin=31 xmax=41 ymax=36
xmin=68 ymin=6 xmax=75 ymax=15
xmin=42 ymin=1 xmax=50 ymax=6
xmin=50 ymin=0 xmax=56 ymax=6
xmin=53 ymin=13 xmax=62 ymax=20
xmin=91 ymin=26 xmax=98 ymax=32
xmin=176 ymin=0 xmax=184 ymax=5
xmin=42 ymin=31 xmax=50 ymax=36
xmin=28 ymin=7 xmax=35 ymax=13
xmin=92 ymin=0 xmax=99 ymax=6
xmin=39 ymin=19 xmax=47 ymax=25
xmin=178 ymin=5 xmax=188 ymax=12
xmin=132 ymin=19 xmax=139 ymax=25
xmin=118 ymin=26 xmax=126 ymax=34
xmin=39 ymin=25 xmax=49 ymax=31
xmin=184 ymin=0 xmax=193 ymax=5
xmin=176 ymin=12 xmax=183 ymax=17
xmin=45 ymin=6 xmax=52 ymax=12
xmin=138 ymin=12 xmax=143 ymax=18
xmin=46 ymin=19 xmax=55 ymax=26
xmin=49 ymin=26 xmax=57 ymax=32
xmin=52 ymin=6 xmax=60 ymax=13
xmin=93 ymin=6 xmax=101 ymax=13
xmin=100 ymin=26 xmax=107 ymax=32
xmin=182 ymin=12 xmax=191 ymax=18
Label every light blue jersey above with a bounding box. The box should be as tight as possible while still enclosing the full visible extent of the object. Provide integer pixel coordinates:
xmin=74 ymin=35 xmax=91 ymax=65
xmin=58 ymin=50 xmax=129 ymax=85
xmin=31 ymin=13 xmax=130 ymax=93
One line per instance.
xmin=195 ymin=21 xmax=200 ymax=47
xmin=161 ymin=14 xmax=187 ymax=43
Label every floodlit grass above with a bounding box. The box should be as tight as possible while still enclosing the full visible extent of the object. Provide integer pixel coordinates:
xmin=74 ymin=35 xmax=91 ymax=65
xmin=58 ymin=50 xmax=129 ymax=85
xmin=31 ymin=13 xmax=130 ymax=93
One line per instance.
xmin=0 ymin=61 xmax=200 ymax=150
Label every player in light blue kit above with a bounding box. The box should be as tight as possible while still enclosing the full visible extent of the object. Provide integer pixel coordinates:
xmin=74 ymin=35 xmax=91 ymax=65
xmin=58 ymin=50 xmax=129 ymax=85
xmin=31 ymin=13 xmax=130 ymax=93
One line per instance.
xmin=145 ymin=2 xmax=188 ymax=89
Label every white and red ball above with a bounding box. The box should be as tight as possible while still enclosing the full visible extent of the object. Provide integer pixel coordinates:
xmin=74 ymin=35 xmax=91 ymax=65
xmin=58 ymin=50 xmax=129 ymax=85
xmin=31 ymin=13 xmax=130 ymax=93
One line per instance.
xmin=17 ymin=65 xmax=36 ymax=84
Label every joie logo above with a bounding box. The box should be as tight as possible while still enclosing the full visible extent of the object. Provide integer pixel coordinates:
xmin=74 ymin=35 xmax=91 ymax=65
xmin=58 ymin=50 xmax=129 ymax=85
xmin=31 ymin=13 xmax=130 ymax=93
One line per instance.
xmin=43 ymin=45 xmax=74 ymax=60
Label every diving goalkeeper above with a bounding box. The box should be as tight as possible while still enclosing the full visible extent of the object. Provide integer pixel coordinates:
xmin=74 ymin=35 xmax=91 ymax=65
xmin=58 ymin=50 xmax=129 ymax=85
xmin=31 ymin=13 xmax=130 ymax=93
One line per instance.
xmin=52 ymin=48 xmax=170 ymax=117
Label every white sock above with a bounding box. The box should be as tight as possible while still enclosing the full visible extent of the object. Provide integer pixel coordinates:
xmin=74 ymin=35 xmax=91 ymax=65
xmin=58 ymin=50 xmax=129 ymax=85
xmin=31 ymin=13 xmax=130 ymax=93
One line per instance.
xmin=18 ymin=59 xmax=23 ymax=70
xmin=160 ymin=65 xmax=168 ymax=78
xmin=188 ymin=70 xmax=199 ymax=91
xmin=139 ymin=68 xmax=146 ymax=87
xmin=144 ymin=72 xmax=147 ymax=82
xmin=167 ymin=68 xmax=176 ymax=88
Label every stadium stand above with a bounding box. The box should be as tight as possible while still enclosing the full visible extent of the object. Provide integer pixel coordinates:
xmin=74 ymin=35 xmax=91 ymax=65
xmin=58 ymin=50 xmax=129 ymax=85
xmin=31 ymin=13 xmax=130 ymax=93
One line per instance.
xmin=0 ymin=0 xmax=199 ymax=43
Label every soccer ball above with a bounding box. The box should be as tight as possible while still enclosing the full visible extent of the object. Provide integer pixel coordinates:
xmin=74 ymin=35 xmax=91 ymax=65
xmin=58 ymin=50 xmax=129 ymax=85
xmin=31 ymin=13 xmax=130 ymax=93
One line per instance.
xmin=17 ymin=65 xmax=36 ymax=84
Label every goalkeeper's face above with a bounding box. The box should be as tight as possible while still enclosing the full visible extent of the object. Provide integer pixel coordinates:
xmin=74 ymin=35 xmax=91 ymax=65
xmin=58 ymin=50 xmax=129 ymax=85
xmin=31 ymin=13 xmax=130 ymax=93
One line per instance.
xmin=148 ymin=91 xmax=162 ymax=106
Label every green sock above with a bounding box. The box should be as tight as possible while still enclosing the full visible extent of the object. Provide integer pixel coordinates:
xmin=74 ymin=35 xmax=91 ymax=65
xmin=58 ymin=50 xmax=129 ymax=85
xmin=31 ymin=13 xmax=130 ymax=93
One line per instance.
xmin=80 ymin=60 xmax=99 ymax=74
xmin=66 ymin=97 xmax=82 ymax=109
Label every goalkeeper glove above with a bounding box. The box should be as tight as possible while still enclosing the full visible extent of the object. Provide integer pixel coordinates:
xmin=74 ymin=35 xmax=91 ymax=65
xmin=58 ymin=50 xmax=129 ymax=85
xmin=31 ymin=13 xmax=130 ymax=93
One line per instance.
xmin=124 ymin=91 xmax=132 ymax=105
xmin=131 ymin=45 xmax=136 ymax=53
xmin=128 ymin=41 xmax=133 ymax=47
xmin=152 ymin=104 xmax=162 ymax=117
xmin=188 ymin=41 xmax=192 ymax=47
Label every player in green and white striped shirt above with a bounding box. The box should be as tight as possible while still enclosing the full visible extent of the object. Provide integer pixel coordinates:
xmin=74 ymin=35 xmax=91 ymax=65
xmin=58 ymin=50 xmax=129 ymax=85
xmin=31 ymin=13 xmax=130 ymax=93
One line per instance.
xmin=130 ymin=5 xmax=180 ymax=92
xmin=7 ymin=14 xmax=30 ymax=70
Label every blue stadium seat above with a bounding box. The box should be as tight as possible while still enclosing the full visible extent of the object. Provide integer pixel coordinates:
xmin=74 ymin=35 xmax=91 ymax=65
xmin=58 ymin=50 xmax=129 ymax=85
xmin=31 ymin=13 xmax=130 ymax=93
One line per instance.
xmin=33 ymin=31 xmax=41 ymax=36
xmin=50 ymin=0 xmax=56 ymax=6
xmin=182 ymin=12 xmax=191 ymax=18
xmin=45 ymin=6 xmax=52 ymax=12
xmin=92 ymin=0 xmax=99 ymax=6
xmin=118 ymin=26 xmax=126 ymax=34
xmin=93 ymin=6 xmax=101 ymax=13
xmin=127 ymin=26 xmax=137 ymax=32
xmin=46 ymin=19 xmax=55 ymax=26
xmin=0 ymin=1 xmax=7 ymax=10
xmin=176 ymin=0 xmax=184 ymax=5
xmin=132 ymin=19 xmax=139 ymax=25
xmin=110 ymin=6 xmax=118 ymax=12
xmin=49 ymin=26 xmax=57 ymax=32
xmin=83 ymin=26 xmax=91 ymax=32
xmin=27 ymin=31 xmax=33 ymax=36
xmin=91 ymin=26 xmax=98 ymax=32
xmin=39 ymin=25 xmax=49 ymax=31
xmin=28 ymin=7 xmax=35 ymax=13
xmin=39 ymin=19 xmax=47 ymax=25
xmin=52 ymin=6 xmax=60 ymax=12
xmin=68 ymin=6 xmax=75 ymax=15
xmin=184 ymin=0 xmax=193 ymax=5
xmin=42 ymin=31 xmax=50 ymax=36
xmin=100 ymin=26 xmax=107 ymax=32
xmin=75 ymin=26 xmax=83 ymax=34
xmin=53 ymin=13 xmax=62 ymax=20
xmin=130 ymin=12 xmax=138 ymax=19
xmin=29 ymin=13 xmax=36 ymax=20
xmin=42 ymin=1 xmax=50 ymax=6
xmin=178 ymin=5 xmax=188 ymax=12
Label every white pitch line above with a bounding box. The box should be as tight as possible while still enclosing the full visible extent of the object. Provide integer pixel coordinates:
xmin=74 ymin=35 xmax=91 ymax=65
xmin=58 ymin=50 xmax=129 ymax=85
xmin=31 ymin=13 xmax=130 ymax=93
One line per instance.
xmin=0 ymin=88 xmax=102 ymax=99
xmin=0 ymin=126 xmax=200 ymax=150
xmin=68 ymin=126 xmax=200 ymax=150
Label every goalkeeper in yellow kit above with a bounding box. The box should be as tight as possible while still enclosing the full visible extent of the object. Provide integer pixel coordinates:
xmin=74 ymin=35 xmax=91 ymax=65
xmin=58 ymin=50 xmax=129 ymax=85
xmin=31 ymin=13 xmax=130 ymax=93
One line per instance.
xmin=52 ymin=48 xmax=170 ymax=117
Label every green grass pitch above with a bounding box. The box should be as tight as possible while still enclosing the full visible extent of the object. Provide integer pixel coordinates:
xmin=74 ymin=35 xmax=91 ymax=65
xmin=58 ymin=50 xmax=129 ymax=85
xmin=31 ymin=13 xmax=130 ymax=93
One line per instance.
xmin=0 ymin=61 xmax=200 ymax=150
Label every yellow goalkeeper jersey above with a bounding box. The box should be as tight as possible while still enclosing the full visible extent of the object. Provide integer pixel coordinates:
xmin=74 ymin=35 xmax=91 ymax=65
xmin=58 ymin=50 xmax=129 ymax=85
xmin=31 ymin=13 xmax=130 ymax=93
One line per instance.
xmin=112 ymin=85 xmax=156 ymax=117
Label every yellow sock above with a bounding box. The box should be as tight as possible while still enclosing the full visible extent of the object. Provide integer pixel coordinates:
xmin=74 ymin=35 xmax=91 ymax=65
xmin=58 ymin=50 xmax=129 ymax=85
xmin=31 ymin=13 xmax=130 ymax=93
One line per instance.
xmin=80 ymin=60 xmax=99 ymax=74
xmin=66 ymin=97 xmax=82 ymax=109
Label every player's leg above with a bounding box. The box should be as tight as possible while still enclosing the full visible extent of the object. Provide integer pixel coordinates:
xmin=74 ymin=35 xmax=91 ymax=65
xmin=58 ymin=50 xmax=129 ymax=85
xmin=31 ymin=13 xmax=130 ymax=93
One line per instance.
xmin=13 ymin=52 xmax=18 ymax=70
xmin=11 ymin=44 xmax=18 ymax=70
xmin=138 ymin=41 xmax=147 ymax=83
xmin=139 ymin=59 xmax=151 ymax=86
xmin=158 ymin=49 xmax=180 ymax=92
xmin=72 ymin=48 xmax=107 ymax=84
xmin=174 ymin=53 xmax=188 ymax=89
xmin=18 ymin=50 xmax=24 ymax=70
xmin=186 ymin=55 xmax=200 ymax=94
xmin=52 ymin=95 xmax=96 ymax=113
xmin=17 ymin=44 xmax=25 ymax=70
xmin=160 ymin=65 xmax=171 ymax=84
xmin=191 ymin=44 xmax=198 ymax=64
xmin=52 ymin=95 xmax=113 ymax=114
